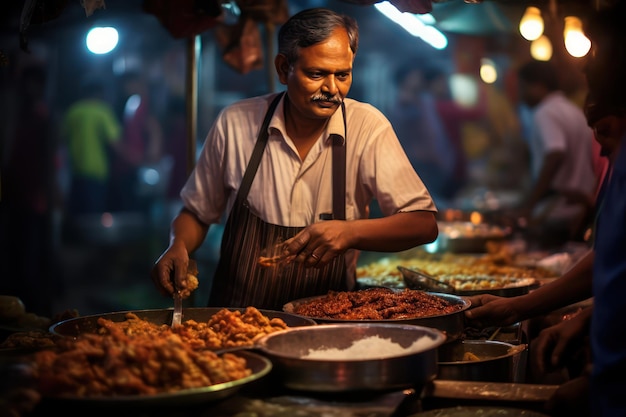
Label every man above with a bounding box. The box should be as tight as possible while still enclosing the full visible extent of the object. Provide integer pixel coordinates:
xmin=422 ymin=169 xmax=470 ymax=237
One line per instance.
xmin=151 ymin=8 xmax=438 ymax=310
xmin=516 ymin=59 xmax=597 ymax=244
xmin=61 ymin=78 xmax=124 ymax=215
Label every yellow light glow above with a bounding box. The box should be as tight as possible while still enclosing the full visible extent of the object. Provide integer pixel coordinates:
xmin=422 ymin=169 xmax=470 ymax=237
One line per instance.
xmin=530 ymin=35 xmax=553 ymax=61
xmin=470 ymin=211 xmax=482 ymax=225
xmin=564 ymin=16 xmax=591 ymax=58
xmin=479 ymin=58 xmax=497 ymax=84
xmin=519 ymin=6 xmax=544 ymax=41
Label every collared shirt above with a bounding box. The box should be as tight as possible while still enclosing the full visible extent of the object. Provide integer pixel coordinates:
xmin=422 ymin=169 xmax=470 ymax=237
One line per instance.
xmin=182 ymin=92 xmax=435 ymax=225
xmin=181 ymin=93 xmax=437 ymax=278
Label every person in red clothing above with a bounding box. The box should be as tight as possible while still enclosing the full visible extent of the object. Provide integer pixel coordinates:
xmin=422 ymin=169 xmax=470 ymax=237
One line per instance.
xmin=424 ymin=66 xmax=487 ymax=198
xmin=108 ymin=71 xmax=164 ymax=213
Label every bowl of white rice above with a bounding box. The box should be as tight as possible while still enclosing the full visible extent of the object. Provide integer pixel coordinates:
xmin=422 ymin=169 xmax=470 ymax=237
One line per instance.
xmin=255 ymin=323 xmax=446 ymax=392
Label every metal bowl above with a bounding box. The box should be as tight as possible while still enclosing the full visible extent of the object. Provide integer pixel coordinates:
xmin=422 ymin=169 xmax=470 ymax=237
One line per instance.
xmin=255 ymin=323 xmax=446 ymax=392
xmin=437 ymin=340 xmax=528 ymax=383
xmin=50 ymin=307 xmax=316 ymax=337
xmin=283 ymin=290 xmax=470 ymax=342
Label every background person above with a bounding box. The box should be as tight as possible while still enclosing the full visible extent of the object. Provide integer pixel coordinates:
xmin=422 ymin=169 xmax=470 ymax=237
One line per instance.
xmin=514 ymin=59 xmax=597 ymax=245
xmin=60 ymin=78 xmax=124 ymax=216
xmin=387 ymin=63 xmax=458 ymax=207
xmin=151 ymin=7 xmax=438 ymax=310
xmin=109 ymin=70 xmax=164 ymax=214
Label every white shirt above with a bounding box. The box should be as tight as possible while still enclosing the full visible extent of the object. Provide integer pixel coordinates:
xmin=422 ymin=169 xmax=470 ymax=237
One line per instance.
xmin=181 ymin=93 xmax=437 ymax=279
xmin=527 ymin=91 xmax=596 ymax=220
xmin=183 ymin=92 xmax=435 ymax=224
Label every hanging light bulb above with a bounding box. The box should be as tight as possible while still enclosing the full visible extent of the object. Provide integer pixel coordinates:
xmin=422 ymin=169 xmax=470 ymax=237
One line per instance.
xmin=519 ymin=6 xmax=544 ymax=41
xmin=564 ymin=16 xmax=591 ymax=58
xmin=530 ymin=35 xmax=553 ymax=61
xmin=479 ymin=58 xmax=497 ymax=84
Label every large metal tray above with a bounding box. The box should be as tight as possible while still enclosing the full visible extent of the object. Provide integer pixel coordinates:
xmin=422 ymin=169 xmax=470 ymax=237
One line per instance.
xmin=49 ymin=307 xmax=316 ymax=337
xmin=282 ymin=290 xmax=470 ymax=342
xmin=41 ymin=350 xmax=271 ymax=407
xmin=400 ymin=267 xmax=539 ymax=298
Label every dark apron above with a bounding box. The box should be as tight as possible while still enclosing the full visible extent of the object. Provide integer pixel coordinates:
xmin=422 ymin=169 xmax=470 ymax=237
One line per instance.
xmin=208 ymin=93 xmax=347 ymax=310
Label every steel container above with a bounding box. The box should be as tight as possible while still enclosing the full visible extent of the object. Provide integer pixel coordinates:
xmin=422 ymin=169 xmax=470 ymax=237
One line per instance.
xmin=255 ymin=323 xmax=446 ymax=392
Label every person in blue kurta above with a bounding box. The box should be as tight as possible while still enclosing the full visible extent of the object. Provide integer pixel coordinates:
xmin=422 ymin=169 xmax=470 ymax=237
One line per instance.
xmin=589 ymin=113 xmax=626 ymax=417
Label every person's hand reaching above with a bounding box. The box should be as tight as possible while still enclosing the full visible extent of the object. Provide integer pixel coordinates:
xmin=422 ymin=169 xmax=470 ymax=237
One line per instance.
xmin=464 ymin=294 xmax=524 ymax=328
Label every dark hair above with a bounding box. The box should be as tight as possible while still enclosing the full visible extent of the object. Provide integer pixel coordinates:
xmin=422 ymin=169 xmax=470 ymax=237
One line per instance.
xmin=518 ymin=60 xmax=559 ymax=91
xmin=584 ymin=88 xmax=626 ymax=127
xmin=584 ymin=2 xmax=626 ymax=107
xmin=277 ymin=8 xmax=359 ymax=65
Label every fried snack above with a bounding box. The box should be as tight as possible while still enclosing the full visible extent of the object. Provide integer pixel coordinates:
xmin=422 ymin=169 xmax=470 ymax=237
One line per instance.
xmin=462 ymin=351 xmax=481 ymax=362
xmin=34 ymin=324 xmax=251 ymax=397
xmin=258 ymin=255 xmax=283 ymax=267
xmin=179 ymin=262 xmax=200 ymax=299
xmin=0 ymin=331 xmax=59 ymax=350
xmin=93 ymin=307 xmax=289 ymax=350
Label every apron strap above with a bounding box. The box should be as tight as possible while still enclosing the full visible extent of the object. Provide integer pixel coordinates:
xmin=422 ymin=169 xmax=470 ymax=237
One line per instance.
xmin=236 ymin=92 xmax=346 ymax=220
xmin=331 ymin=102 xmax=347 ymax=220
xmin=236 ymin=92 xmax=284 ymax=204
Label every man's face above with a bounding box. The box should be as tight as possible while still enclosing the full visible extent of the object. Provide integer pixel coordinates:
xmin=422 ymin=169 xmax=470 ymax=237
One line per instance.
xmin=519 ymin=79 xmax=542 ymax=108
xmin=276 ymin=28 xmax=354 ymax=121
xmin=591 ymin=115 xmax=624 ymax=160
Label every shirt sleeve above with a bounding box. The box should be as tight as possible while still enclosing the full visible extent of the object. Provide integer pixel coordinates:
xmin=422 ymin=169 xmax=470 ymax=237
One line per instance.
xmin=350 ymin=102 xmax=437 ymax=216
xmin=180 ymin=112 xmax=229 ymax=226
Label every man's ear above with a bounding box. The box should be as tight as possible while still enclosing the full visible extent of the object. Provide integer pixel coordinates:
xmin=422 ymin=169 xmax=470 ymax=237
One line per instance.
xmin=274 ymin=54 xmax=290 ymax=85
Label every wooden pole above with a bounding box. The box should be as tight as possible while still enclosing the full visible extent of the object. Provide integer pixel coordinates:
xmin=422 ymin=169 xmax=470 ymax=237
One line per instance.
xmin=185 ymin=35 xmax=200 ymax=175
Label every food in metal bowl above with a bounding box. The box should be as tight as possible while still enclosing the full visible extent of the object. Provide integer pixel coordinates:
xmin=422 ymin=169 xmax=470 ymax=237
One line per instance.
xmin=284 ymin=288 xmax=470 ymax=342
xmin=255 ymin=323 xmax=446 ymax=391
xmin=287 ymin=288 xmax=464 ymax=320
xmin=437 ymin=340 xmax=527 ymax=383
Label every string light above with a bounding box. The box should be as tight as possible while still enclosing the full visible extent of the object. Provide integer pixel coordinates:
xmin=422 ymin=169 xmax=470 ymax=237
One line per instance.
xmin=530 ymin=35 xmax=553 ymax=61
xmin=563 ymin=16 xmax=591 ymax=58
xmin=519 ymin=6 xmax=544 ymax=41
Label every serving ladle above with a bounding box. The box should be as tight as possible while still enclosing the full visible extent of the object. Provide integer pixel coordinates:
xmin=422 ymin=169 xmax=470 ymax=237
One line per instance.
xmin=397 ymin=265 xmax=456 ymax=294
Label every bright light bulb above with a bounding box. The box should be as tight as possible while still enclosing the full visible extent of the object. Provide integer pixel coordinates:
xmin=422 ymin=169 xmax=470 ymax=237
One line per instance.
xmin=86 ymin=26 xmax=119 ymax=54
xmin=564 ymin=16 xmax=591 ymax=58
xmin=519 ymin=6 xmax=544 ymax=41
xmin=479 ymin=58 xmax=497 ymax=84
xmin=530 ymin=35 xmax=553 ymax=61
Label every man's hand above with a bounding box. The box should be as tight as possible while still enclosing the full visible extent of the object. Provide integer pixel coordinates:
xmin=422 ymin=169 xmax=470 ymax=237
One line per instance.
xmin=283 ymin=220 xmax=353 ymax=268
xmin=150 ymin=242 xmax=192 ymax=297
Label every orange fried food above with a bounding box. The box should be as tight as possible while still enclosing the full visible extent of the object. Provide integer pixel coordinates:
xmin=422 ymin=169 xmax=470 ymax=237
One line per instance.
xmin=34 ymin=324 xmax=251 ymax=397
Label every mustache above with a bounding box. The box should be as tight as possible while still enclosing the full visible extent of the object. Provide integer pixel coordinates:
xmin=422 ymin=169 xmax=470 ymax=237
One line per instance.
xmin=311 ymin=94 xmax=342 ymax=104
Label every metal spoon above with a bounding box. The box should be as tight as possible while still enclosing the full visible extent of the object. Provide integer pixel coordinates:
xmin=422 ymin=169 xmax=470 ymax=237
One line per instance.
xmin=171 ymin=259 xmax=198 ymax=327
xmin=397 ymin=265 xmax=456 ymax=294
xmin=172 ymin=291 xmax=183 ymax=327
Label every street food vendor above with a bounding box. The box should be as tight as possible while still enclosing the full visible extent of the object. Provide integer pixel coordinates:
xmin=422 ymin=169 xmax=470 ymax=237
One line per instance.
xmin=151 ymin=7 xmax=438 ymax=310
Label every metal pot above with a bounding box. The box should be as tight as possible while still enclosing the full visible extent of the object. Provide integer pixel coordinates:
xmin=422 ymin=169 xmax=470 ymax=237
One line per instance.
xmin=437 ymin=340 xmax=527 ymax=383
xmin=254 ymin=323 xmax=446 ymax=392
xmin=282 ymin=291 xmax=470 ymax=343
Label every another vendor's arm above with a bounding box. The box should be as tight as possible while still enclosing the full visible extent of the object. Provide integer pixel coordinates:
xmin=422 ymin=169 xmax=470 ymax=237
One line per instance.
xmin=465 ymin=249 xmax=594 ymax=328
